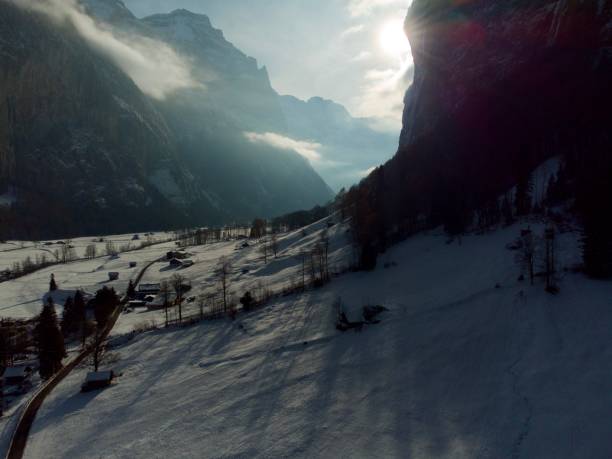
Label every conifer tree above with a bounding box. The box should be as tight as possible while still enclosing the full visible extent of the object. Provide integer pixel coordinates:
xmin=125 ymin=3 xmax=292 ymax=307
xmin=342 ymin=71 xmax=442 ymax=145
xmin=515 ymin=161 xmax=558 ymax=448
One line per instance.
xmin=36 ymin=297 xmax=66 ymax=379
xmin=515 ymin=173 xmax=533 ymax=216
xmin=502 ymin=194 xmax=514 ymax=226
xmin=94 ymin=286 xmax=119 ymax=329
xmin=61 ymin=296 xmax=75 ymax=337
xmin=49 ymin=273 xmax=58 ymax=292
xmin=73 ymin=290 xmax=87 ymax=346
xmin=127 ymin=280 xmax=136 ymax=298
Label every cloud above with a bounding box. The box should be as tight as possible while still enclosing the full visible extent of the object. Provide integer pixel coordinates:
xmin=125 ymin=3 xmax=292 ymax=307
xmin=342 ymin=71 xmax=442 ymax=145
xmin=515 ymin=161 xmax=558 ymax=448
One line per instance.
xmin=348 ymin=0 xmax=410 ymax=17
xmin=244 ymin=132 xmax=323 ymax=163
xmin=6 ymin=0 xmax=198 ymax=100
xmin=355 ymin=55 xmax=414 ymax=131
xmin=341 ymin=24 xmax=365 ymax=38
xmin=350 ymin=51 xmax=372 ymax=62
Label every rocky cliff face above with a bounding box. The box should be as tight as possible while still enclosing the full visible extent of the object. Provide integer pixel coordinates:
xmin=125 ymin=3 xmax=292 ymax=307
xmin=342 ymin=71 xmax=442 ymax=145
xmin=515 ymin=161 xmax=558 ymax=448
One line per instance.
xmin=345 ymin=0 xmax=612 ymax=263
xmin=384 ymin=0 xmax=612 ymax=219
xmin=400 ymin=0 xmax=612 ymax=150
xmin=82 ymin=2 xmax=332 ymax=223
xmin=0 ymin=0 xmax=333 ymax=237
xmin=0 ymin=3 xmax=199 ymax=237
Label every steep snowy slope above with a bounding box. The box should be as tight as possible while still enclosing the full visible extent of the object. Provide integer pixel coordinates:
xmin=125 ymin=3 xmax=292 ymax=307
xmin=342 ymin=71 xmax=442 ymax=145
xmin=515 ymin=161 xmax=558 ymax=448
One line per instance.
xmin=22 ymin=222 xmax=612 ymax=458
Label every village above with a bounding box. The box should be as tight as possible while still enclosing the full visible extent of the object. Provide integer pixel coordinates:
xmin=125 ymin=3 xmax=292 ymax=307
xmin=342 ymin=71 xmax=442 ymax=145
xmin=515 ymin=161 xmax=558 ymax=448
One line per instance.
xmin=0 ymin=217 xmax=348 ymax=450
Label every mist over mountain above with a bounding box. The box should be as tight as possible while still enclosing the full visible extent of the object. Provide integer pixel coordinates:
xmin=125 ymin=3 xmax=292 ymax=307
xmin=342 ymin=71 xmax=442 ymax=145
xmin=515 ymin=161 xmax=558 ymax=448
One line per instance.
xmin=279 ymin=95 xmax=398 ymax=191
xmin=83 ymin=0 xmax=399 ymax=191
xmin=0 ymin=0 xmax=348 ymax=238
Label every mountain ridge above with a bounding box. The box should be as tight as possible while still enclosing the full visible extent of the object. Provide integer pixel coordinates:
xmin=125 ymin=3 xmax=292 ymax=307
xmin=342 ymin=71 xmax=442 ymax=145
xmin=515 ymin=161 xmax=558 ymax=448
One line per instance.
xmin=0 ymin=0 xmax=335 ymax=238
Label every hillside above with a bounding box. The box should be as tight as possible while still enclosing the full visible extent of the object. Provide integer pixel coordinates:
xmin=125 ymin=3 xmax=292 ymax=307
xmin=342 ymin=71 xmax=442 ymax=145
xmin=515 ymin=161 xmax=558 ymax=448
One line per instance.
xmin=9 ymin=215 xmax=612 ymax=458
xmin=0 ymin=3 xmax=196 ymax=237
xmin=0 ymin=0 xmax=334 ymax=238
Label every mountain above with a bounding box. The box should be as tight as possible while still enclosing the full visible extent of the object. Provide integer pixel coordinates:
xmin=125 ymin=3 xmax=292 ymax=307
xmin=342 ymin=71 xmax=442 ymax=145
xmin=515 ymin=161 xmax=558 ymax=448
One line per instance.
xmin=400 ymin=0 xmax=612 ymax=151
xmin=279 ymin=95 xmax=398 ymax=191
xmin=83 ymin=2 xmax=334 ymax=221
xmin=344 ymin=0 xmax=612 ymax=268
xmin=0 ymin=2 xmax=198 ymax=237
xmin=86 ymin=1 xmax=394 ymax=192
xmin=0 ymin=0 xmax=333 ymax=238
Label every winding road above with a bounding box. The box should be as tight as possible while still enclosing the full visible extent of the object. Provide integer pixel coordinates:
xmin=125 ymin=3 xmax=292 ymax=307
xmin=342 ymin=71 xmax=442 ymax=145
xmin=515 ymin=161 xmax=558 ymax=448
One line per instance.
xmin=3 ymin=257 xmax=161 ymax=459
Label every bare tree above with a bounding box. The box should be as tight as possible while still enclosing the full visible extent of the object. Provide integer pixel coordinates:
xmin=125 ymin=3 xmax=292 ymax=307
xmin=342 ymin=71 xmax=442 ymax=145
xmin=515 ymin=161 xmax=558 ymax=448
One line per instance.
xmin=160 ymin=280 xmax=171 ymax=327
xmin=171 ymin=274 xmax=185 ymax=323
xmin=297 ymin=250 xmax=308 ymax=290
xmin=271 ymin=234 xmax=279 ymax=258
xmin=60 ymin=240 xmax=76 ymax=264
xmin=516 ymin=228 xmax=537 ymax=285
xmin=85 ymin=244 xmax=97 ymax=259
xmin=260 ymin=239 xmax=269 ymax=264
xmin=105 ymin=240 xmax=117 ymax=257
xmin=543 ymin=226 xmax=558 ymax=293
xmin=216 ymin=257 xmax=233 ymax=313
xmin=90 ymin=325 xmax=107 ymax=372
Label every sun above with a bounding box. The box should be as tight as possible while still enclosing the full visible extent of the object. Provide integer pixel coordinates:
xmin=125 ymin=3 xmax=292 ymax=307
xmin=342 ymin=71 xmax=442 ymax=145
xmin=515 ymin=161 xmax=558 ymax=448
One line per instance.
xmin=379 ymin=20 xmax=410 ymax=58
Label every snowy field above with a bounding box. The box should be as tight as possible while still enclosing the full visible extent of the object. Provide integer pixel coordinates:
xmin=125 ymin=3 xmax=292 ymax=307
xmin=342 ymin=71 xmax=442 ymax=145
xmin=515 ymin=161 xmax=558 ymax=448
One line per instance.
xmin=0 ymin=232 xmax=175 ymax=271
xmin=19 ymin=220 xmax=612 ymax=458
xmin=112 ymin=218 xmax=352 ymax=335
xmin=0 ymin=233 xmax=177 ymax=320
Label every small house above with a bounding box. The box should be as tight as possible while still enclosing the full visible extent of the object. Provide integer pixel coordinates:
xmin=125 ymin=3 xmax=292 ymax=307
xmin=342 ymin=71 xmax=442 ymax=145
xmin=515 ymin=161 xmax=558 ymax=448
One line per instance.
xmin=129 ymin=262 xmax=138 ymax=268
xmin=128 ymin=300 xmax=146 ymax=308
xmin=108 ymin=272 xmax=120 ymax=281
xmin=81 ymin=371 xmax=114 ymax=392
xmin=2 ymin=366 xmax=32 ymax=386
xmin=138 ymin=283 xmax=161 ymax=295
xmin=169 ymin=258 xmax=183 ymax=268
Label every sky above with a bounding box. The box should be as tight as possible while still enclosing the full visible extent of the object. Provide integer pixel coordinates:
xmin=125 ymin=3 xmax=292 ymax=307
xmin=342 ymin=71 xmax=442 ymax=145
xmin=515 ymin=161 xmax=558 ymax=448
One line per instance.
xmin=123 ymin=0 xmax=414 ymax=131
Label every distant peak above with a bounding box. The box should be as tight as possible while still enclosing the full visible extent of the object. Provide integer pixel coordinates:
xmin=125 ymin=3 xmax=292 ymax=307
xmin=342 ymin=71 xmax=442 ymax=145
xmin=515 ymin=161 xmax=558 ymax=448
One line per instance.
xmin=80 ymin=0 xmax=135 ymax=21
xmin=307 ymin=96 xmax=333 ymax=105
xmin=167 ymin=9 xmax=211 ymax=23
xmin=143 ymin=8 xmax=214 ymax=30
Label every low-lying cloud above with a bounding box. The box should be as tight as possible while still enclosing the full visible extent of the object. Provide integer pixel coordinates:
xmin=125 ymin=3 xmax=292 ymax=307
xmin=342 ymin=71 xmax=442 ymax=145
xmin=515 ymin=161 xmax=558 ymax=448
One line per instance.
xmin=5 ymin=0 xmax=198 ymax=100
xmin=244 ymin=132 xmax=323 ymax=163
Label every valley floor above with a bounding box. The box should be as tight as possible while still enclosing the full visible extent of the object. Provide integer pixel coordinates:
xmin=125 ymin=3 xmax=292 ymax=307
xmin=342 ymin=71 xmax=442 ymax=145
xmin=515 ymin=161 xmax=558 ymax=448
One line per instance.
xmin=18 ymin=223 xmax=612 ymax=458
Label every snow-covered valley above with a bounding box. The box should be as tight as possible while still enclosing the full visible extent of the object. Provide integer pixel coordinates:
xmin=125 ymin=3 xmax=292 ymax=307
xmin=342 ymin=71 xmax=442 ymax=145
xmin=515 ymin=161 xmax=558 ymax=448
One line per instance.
xmin=1 ymin=219 xmax=609 ymax=458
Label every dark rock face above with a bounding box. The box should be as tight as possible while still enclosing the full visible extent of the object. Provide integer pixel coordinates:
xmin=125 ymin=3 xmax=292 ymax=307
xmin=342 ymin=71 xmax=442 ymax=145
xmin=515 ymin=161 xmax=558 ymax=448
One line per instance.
xmin=390 ymin=0 xmax=612 ymax=212
xmin=0 ymin=1 xmax=333 ymax=238
xmin=344 ymin=0 xmax=612 ymax=261
xmin=401 ymin=0 xmax=612 ymax=151
xmin=0 ymin=4 xmax=194 ymax=237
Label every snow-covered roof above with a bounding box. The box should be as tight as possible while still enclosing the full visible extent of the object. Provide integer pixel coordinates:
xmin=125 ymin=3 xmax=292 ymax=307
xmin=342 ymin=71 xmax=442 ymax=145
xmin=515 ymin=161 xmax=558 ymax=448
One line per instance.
xmin=85 ymin=371 xmax=113 ymax=383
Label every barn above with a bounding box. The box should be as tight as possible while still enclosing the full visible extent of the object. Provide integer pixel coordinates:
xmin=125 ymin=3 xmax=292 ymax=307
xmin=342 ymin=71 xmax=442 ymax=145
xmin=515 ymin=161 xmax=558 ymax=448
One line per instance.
xmin=81 ymin=371 xmax=114 ymax=392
